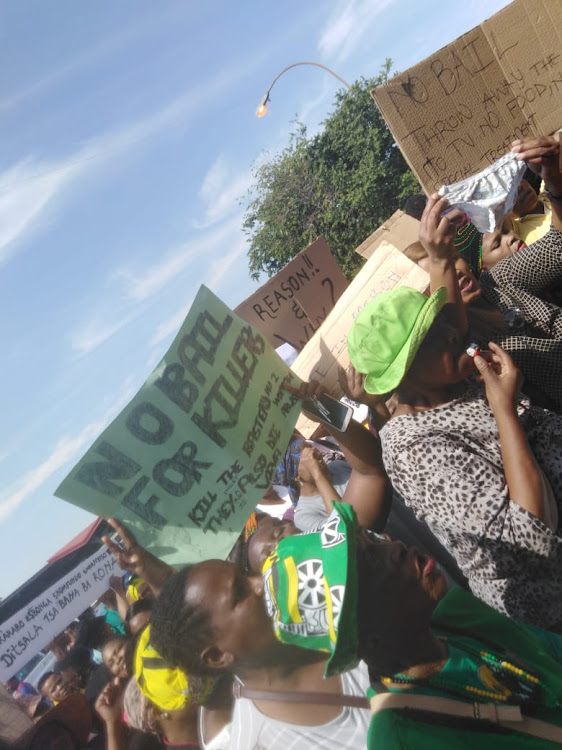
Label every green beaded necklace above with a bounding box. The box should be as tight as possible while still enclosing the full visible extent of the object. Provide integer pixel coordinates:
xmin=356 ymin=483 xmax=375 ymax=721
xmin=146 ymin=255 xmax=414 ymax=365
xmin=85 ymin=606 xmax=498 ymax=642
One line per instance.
xmin=382 ymin=636 xmax=559 ymax=708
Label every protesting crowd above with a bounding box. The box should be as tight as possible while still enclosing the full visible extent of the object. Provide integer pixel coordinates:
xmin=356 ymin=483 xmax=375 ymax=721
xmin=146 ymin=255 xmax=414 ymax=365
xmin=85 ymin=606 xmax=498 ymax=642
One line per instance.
xmin=3 ymin=126 xmax=562 ymax=748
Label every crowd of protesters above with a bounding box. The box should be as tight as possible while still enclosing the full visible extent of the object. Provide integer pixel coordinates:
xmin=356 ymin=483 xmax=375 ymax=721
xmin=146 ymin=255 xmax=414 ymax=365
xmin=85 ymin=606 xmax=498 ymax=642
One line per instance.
xmin=3 ymin=134 xmax=562 ymax=749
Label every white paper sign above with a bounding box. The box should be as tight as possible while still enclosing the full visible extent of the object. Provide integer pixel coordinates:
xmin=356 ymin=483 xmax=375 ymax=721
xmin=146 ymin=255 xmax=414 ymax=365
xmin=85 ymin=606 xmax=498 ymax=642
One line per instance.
xmin=0 ymin=546 xmax=118 ymax=680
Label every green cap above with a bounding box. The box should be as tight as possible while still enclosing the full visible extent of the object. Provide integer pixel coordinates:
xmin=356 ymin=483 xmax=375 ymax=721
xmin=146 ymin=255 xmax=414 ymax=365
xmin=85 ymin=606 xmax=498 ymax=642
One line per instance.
xmin=347 ymin=286 xmax=447 ymax=395
xmin=262 ymin=502 xmax=358 ymax=678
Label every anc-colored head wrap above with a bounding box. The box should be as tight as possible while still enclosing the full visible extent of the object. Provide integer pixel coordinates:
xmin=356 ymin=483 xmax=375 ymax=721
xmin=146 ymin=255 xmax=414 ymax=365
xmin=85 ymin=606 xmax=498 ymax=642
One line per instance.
xmin=454 ymin=220 xmax=483 ymax=276
xmin=134 ymin=625 xmax=215 ymax=712
xmin=262 ymin=502 xmax=359 ymax=677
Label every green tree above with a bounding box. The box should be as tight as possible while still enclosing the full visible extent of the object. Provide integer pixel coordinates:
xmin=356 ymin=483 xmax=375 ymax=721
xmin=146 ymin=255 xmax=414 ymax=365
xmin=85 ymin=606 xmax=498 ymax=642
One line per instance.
xmin=243 ymin=61 xmax=419 ymax=280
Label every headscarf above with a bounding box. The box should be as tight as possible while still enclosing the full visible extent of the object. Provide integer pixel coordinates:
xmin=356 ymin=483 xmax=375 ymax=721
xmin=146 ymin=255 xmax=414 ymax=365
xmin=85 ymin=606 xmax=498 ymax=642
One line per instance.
xmin=124 ymin=677 xmax=158 ymax=734
xmin=454 ymin=220 xmax=483 ymax=276
xmin=134 ymin=625 xmax=215 ymax=712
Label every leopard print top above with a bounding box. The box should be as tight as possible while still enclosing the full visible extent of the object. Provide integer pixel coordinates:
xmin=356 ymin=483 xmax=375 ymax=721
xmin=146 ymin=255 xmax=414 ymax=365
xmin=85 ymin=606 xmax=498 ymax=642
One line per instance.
xmin=380 ymin=385 xmax=562 ymax=632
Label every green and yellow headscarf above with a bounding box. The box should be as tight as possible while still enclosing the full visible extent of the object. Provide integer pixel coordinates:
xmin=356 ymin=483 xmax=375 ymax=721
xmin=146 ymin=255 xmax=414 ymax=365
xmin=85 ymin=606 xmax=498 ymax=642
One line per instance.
xmin=134 ymin=625 xmax=215 ymax=711
xmin=262 ymin=502 xmax=359 ymax=678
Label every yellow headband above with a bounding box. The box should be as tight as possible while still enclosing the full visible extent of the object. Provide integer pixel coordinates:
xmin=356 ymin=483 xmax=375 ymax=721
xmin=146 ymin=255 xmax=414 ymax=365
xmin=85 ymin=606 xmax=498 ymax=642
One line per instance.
xmin=134 ymin=625 xmax=214 ymax=712
xmin=127 ymin=577 xmax=146 ymax=602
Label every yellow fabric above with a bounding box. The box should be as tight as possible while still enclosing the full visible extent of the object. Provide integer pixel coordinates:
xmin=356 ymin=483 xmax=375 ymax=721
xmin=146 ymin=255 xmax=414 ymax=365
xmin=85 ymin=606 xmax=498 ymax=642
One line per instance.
xmin=127 ymin=577 xmax=146 ymax=602
xmin=134 ymin=625 xmax=213 ymax=711
xmin=505 ymin=194 xmax=552 ymax=246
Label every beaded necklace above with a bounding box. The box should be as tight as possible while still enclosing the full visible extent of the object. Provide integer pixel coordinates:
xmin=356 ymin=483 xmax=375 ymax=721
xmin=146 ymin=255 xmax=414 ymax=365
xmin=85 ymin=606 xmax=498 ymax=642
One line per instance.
xmin=381 ymin=636 xmax=559 ymax=708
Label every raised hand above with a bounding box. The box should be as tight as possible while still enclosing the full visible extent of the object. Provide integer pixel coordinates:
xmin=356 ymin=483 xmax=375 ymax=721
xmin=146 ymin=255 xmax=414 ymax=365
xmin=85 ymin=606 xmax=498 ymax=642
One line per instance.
xmin=473 ymin=341 xmax=523 ymax=414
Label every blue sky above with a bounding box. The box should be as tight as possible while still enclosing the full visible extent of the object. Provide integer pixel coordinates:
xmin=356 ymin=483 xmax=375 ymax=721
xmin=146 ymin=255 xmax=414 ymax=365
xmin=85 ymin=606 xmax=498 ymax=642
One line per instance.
xmin=0 ymin=0 xmax=509 ymax=598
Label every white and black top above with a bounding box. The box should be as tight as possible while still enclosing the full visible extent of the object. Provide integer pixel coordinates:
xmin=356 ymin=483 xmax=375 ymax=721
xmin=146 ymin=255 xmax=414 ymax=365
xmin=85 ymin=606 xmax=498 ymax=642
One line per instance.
xmin=380 ymin=384 xmax=562 ymax=632
xmin=481 ymin=224 xmax=562 ymax=409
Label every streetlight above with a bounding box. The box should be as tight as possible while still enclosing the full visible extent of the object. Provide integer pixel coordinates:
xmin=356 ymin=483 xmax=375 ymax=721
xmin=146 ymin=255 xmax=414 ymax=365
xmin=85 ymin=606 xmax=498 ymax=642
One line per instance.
xmin=256 ymin=61 xmax=351 ymax=118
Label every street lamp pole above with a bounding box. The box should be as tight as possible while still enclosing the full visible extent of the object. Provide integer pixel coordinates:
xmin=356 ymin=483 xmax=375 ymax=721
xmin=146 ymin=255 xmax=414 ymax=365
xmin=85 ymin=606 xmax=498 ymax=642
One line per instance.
xmin=256 ymin=61 xmax=351 ymax=118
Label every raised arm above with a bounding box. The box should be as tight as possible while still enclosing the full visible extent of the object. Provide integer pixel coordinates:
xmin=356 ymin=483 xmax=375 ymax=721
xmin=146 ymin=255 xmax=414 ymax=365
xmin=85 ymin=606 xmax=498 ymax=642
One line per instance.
xmin=512 ymin=133 xmax=562 ymax=233
xmin=290 ymin=380 xmax=391 ymax=530
xmin=102 ymin=518 xmax=175 ymax=598
xmin=419 ymin=194 xmax=467 ymax=339
xmin=473 ymin=343 xmax=546 ymax=521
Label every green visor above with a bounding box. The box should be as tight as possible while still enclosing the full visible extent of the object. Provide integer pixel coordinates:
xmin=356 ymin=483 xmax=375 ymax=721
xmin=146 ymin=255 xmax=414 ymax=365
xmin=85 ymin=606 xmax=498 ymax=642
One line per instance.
xmin=262 ymin=502 xmax=358 ymax=678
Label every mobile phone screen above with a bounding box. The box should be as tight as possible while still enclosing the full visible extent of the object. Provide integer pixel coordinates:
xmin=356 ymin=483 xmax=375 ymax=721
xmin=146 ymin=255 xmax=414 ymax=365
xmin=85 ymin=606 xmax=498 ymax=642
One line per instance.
xmin=302 ymin=393 xmax=352 ymax=432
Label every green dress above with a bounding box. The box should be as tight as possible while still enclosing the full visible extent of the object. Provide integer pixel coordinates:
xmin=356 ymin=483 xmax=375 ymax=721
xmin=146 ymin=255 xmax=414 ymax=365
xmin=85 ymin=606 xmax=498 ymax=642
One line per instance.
xmin=367 ymin=588 xmax=562 ymax=749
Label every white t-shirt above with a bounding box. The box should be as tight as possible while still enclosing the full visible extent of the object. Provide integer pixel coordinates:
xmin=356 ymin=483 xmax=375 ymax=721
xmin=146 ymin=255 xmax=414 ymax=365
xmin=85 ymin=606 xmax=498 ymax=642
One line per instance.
xmin=294 ymin=462 xmax=352 ymax=533
xmin=230 ymin=662 xmax=370 ymax=750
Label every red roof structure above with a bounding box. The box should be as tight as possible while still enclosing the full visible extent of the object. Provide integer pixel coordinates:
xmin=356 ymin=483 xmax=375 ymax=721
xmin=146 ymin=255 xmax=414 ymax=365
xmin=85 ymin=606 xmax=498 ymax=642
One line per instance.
xmin=47 ymin=517 xmax=104 ymax=563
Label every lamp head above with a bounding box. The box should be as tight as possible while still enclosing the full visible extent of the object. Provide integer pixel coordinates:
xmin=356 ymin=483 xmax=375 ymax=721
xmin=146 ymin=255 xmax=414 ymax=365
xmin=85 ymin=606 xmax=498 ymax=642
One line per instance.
xmin=256 ymin=93 xmax=270 ymax=118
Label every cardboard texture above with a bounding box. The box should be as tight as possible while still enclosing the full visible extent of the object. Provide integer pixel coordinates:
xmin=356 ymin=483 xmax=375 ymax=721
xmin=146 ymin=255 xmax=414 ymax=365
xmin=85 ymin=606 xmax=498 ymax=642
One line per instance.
xmin=372 ymin=0 xmax=562 ymax=194
xmin=291 ymin=242 xmax=429 ymax=437
xmin=235 ymin=237 xmax=349 ymax=352
xmin=355 ymin=210 xmax=421 ymax=259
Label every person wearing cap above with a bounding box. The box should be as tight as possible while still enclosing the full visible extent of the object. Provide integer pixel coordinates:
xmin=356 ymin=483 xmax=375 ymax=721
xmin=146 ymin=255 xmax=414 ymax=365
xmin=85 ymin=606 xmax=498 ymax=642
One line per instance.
xmin=264 ymin=501 xmax=562 ymax=749
xmin=149 ymin=558 xmax=371 ymax=750
xmin=348 ymin=181 xmax=562 ymax=632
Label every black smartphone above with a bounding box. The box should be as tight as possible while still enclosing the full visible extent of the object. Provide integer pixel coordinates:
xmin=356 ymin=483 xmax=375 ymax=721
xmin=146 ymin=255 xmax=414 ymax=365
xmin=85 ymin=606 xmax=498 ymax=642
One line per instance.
xmin=301 ymin=393 xmax=353 ymax=432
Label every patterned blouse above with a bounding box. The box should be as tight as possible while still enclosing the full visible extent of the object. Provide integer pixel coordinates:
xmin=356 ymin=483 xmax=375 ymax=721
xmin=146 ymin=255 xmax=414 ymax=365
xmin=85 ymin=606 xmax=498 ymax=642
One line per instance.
xmin=480 ymin=224 xmax=562 ymax=410
xmin=380 ymin=385 xmax=562 ymax=632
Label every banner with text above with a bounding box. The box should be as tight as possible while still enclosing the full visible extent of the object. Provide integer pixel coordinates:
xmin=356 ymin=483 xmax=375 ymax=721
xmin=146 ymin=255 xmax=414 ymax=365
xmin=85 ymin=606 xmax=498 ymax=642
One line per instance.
xmin=0 ymin=546 xmax=117 ymax=681
xmin=235 ymin=237 xmax=349 ymax=352
xmin=56 ymin=286 xmax=302 ymax=565
xmin=372 ymin=0 xmax=562 ymax=194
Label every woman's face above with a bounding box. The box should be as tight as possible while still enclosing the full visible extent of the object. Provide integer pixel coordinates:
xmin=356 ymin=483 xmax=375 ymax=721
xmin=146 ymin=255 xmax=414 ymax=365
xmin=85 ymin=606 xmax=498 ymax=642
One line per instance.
xmin=247 ymin=518 xmax=299 ymax=575
xmin=415 ymin=255 xmax=480 ymax=306
xmin=512 ymin=178 xmax=539 ymax=217
xmin=407 ymin=308 xmax=476 ymax=388
xmin=102 ymin=638 xmax=129 ymax=679
xmin=481 ymin=228 xmax=525 ymax=270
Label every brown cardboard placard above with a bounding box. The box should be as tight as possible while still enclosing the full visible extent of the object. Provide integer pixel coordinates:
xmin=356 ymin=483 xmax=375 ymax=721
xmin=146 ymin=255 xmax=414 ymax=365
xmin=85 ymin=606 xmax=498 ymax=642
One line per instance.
xmin=372 ymin=0 xmax=562 ymax=194
xmin=235 ymin=237 xmax=349 ymax=352
xmin=355 ymin=210 xmax=421 ymax=259
xmin=291 ymin=241 xmax=429 ymax=437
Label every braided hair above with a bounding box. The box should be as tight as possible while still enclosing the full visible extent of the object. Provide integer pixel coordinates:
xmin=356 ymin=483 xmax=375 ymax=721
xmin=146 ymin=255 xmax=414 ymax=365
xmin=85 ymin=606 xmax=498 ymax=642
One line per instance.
xmin=149 ymin=566 xmax=216 ymax=676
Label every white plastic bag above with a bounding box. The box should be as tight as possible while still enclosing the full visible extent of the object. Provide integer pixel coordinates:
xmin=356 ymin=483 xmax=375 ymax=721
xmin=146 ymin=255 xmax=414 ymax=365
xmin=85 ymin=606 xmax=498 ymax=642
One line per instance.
xmin=438 ymin=152 xmax=526 ymax=233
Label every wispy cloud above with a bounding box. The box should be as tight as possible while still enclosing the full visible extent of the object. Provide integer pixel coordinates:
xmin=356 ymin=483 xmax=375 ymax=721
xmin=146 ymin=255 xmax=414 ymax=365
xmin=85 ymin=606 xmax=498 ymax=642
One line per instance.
xmin=118 ymin=214 xmax=243 ymax=302
xmin=69 ymin=310 xmax=140 ymax=356
xmin=0 ymin=157 xmax=81 ymax=264
xmin=0 ymin=55 xmax=260 ymax=266
xmin=195 ymin=155 xmax=254 ymax=229
xmin=318 ymin=0 xmax=395 ymax=62
xmin=148 ymin=231 xmax=248 ymax=351
xmin=0 ymin=384 xmax=136 ymax=523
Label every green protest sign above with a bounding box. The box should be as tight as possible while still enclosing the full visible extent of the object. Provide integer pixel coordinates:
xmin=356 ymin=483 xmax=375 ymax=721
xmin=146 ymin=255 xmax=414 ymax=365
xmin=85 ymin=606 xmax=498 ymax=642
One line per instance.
xmin=55 ymin=286 xmax=302 ymax=564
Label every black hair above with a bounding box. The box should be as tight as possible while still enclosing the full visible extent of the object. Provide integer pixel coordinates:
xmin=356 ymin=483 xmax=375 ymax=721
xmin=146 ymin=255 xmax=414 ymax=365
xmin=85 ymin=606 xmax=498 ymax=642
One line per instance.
xmin=403 ymin=193 xmax=427 ymax=221
xmin=54 ymin=646 xmax=93 ymax=678
xmin=149 ymin=566 xmax=216 ymax=676
xmin=523 ymin=167 xmax=541 ymax=195
xmin=76 ymin=615 xmax=109 ymax=651
xmin=37 ymin=671 xmax=55 ymax=693
xmin=125 ymin=597 xmax=153 ymax=624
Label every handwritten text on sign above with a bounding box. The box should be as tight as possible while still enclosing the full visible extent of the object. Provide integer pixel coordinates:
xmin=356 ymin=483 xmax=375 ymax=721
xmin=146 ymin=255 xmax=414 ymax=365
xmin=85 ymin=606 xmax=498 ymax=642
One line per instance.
xmin=0 ymin=546 xmax=117 ymax=681
xmin=372 ymin=0 xmax=562 ymax=193
xmin=235 ymin=237 xmax=349 ymax=352
xmin=56 ymin=286 xmax=301 ymax=565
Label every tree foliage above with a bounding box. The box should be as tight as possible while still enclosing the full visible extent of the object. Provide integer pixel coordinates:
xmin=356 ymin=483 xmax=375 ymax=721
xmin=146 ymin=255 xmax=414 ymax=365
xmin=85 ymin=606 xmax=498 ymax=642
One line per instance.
xmin=243 ymin=61 xmax=420 ymax=280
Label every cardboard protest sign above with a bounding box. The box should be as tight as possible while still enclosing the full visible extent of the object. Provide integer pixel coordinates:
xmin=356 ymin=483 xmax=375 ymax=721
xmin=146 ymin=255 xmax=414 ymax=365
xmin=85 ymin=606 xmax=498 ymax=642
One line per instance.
xmin=372 ymin=0 xmax=562 ymax=194
xmin=56 ymin=286 xmax=302 ymax=564
xmin=355 ymin=210 xmax=420 ymax=259
xmin=291 ymin=242 xmax=428 ymax=437
xmin=235 ymin=237 xmax=349 ymax=351
xmin=0 ymin=546 xmax=118 ymax=681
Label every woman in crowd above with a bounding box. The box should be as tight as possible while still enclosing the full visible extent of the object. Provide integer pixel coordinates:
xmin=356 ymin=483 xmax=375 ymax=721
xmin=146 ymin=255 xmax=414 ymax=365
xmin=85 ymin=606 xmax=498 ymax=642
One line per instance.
xmin=264 ymin=502 xmax=562 ymax=749
xmin=103 ymin=635 xmax=134 ymax=681
xmin=348 ymin=147 xmax=562 ymax=630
